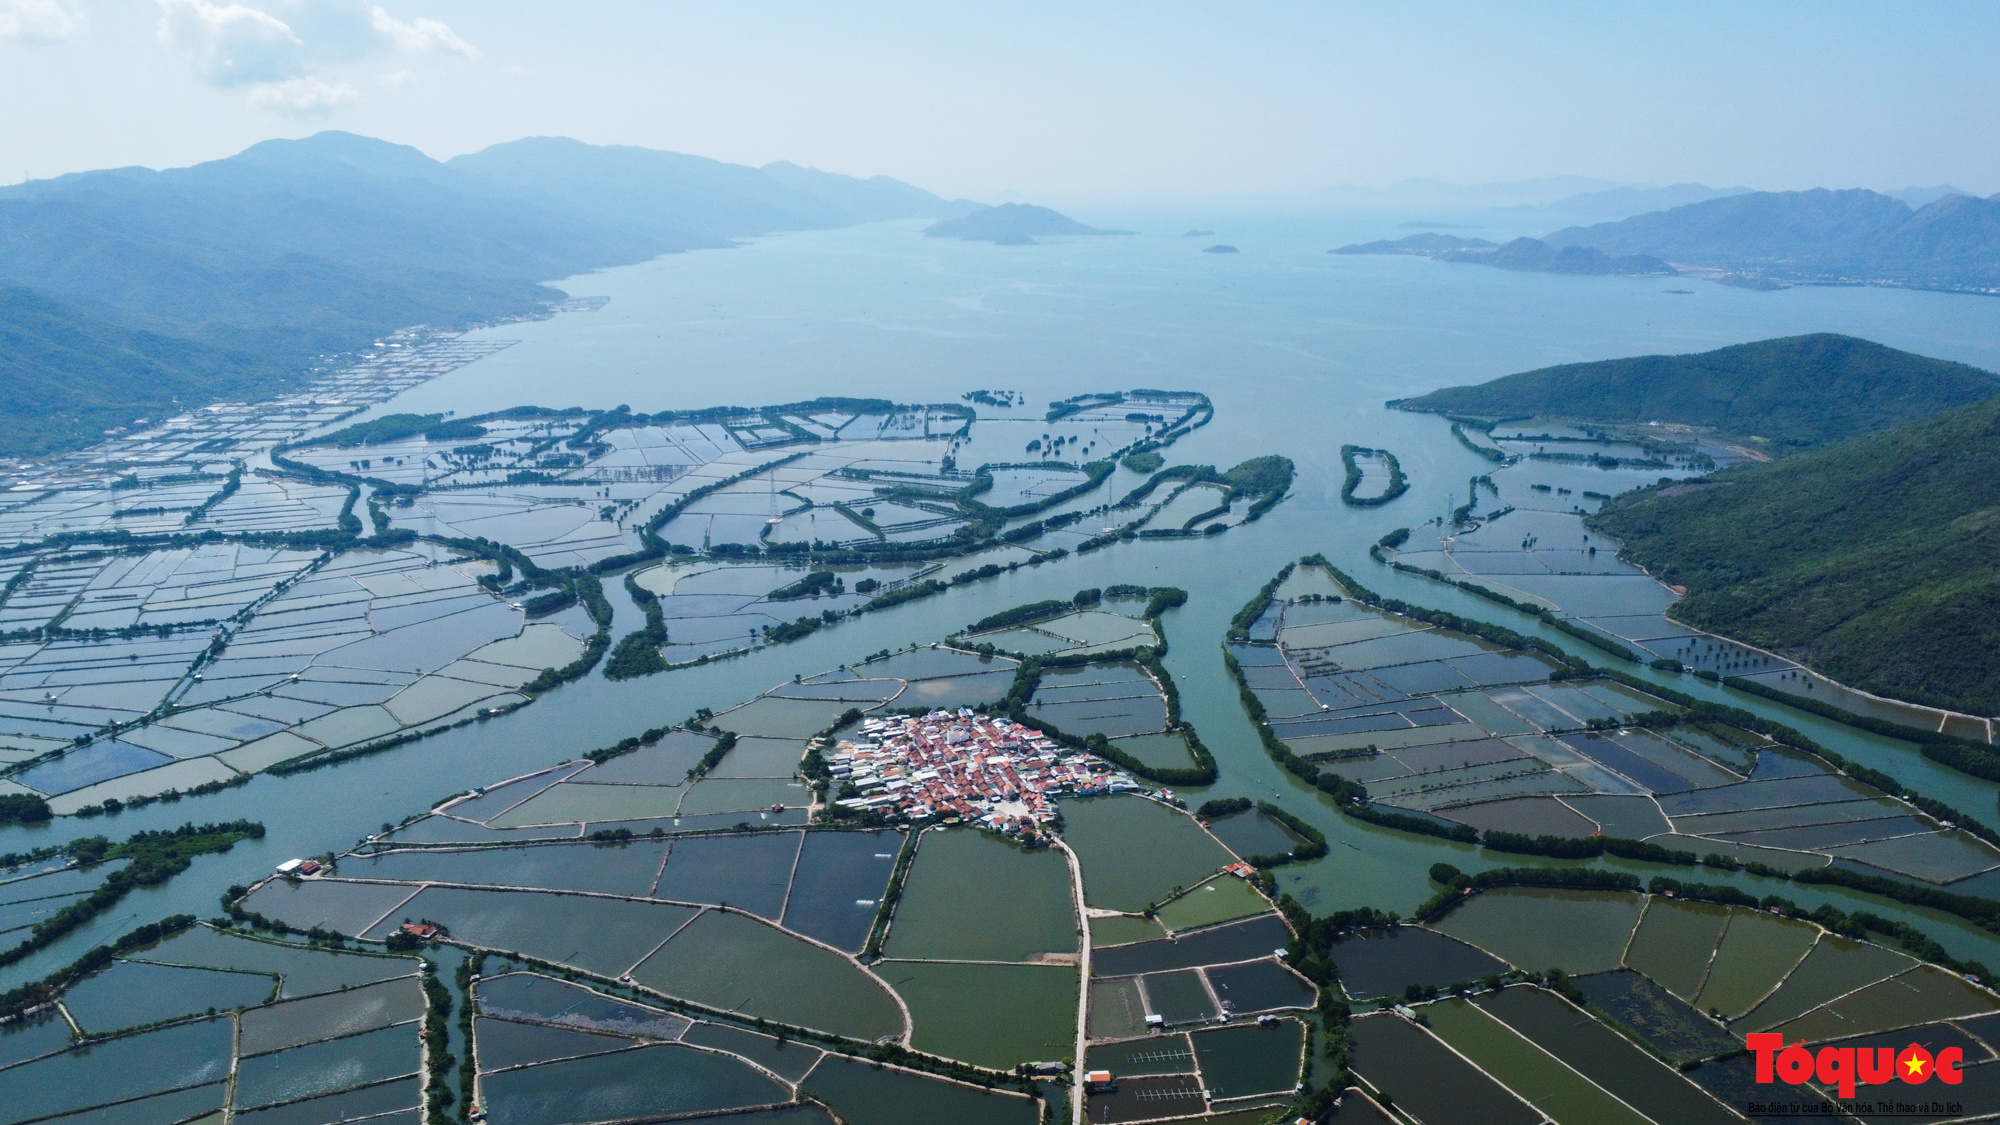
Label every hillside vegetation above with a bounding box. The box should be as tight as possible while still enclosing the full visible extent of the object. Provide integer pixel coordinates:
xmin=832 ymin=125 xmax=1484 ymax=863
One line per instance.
xmin=0 ymin=286 xmax=281 ymax=457
xmin=1392 ymin=334 xmax=2000 ymax=451
xmin=1589 ymin=395 xmax=2000 ymax=714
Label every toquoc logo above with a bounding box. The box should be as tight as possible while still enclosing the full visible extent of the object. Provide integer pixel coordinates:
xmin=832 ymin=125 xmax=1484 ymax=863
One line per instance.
xmin=1748 ymin=1033 xmax=1965 ymax=1099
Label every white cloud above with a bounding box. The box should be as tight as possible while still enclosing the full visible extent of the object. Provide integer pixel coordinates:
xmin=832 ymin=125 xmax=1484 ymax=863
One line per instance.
xmin=0 ymin=0 xmax=87 ymax=42
xmin=376 ymin=67 xmax=412 ymax=86
xmin=156 ymin=0 xmax=304 ymax=86
xmin=370 ymin=5 xmax=474 ymax=59
xmin=245 ymin=74 xmax=358 ymax=114
xmin=154 ymin=0 xmax=475 ymax=111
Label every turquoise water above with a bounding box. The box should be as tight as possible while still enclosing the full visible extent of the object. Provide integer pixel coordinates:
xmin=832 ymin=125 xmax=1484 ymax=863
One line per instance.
xmin=4 ymin=215 xmax=1999 ymax=988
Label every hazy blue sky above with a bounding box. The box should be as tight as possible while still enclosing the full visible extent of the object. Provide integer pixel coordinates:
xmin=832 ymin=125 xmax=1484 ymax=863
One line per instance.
xmin=4 ymin=1 xmax=1997 ymax=201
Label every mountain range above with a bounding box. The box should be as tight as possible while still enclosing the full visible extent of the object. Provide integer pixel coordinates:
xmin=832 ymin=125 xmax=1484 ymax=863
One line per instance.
xmin=1321 ymin=177 xmax=1972 ymax=222
xmin=0 ymin=132 xmax=975 ymax=459
xmin=1314 ymin=176 xmax=1627 ymax=210
xmin=1338 ymin=187 xmax=2000 ymax=292
xmin=1492 ymin=183 xmax=1754 ymax=223
xmin=1543 ymin=188 xmax=2000 ymax=290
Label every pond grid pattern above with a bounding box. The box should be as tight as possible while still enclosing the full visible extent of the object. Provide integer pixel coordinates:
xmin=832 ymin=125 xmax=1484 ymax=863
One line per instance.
xmin=0 ymin=384 xmax=1209 ymax=808
xmin=1239 ymin=565 xmax=2000 ymax=890
xmin=236 ymin=651 xmax=1308 ymax=1124
xmin=1341 ymin=888 xmax=2000 ymax=1124
xmin=0 ymin=925 xmax=425 ymax=1125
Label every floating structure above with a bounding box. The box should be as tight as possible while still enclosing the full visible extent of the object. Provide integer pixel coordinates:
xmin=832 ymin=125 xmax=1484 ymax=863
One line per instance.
xmin=828 ymin=708 xmax=1144 ymax=828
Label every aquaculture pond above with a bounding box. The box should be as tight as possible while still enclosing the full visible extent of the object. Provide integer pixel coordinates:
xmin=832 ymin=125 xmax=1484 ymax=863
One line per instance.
xmin=205 ymin=626 xmax=1311 ymax=1122
xmin=875 ymin=961 xmax=1077 ymax=1069
xmin=1239 ymin=558 xmax=2000 ymax=916
xmin=1202 ymin=807 xmax=1301 ymax=859
xmin=1059 ymin=794 xmax=1238 ymax=913
xmin=1330 ymin=926 xmax=1509 ymax=1001
xmin=1362 ymin=886 xmax=2000 ymax=1120
xmin=0 ymin=924 xmax=423 ymax=1125
xmin=468 ymin=966 xmax=1062 ymax=1124
xmin=0 ymin=351 xmax=1220 ymax=828
xmin=1348 ymin=1012 xmax=1542 ymax=1125
xmin=1424 ymin=997 xmax=1652 ymax=1125
xmin=14 ymin=217 xmax=2000 ymax=1120
xmin=880 ymin=828 xmax=1075 ymax=961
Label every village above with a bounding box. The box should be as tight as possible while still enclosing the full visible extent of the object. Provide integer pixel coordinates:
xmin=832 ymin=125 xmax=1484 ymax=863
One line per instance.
xmin=826 ymin=707 xmax=1163 ymax=830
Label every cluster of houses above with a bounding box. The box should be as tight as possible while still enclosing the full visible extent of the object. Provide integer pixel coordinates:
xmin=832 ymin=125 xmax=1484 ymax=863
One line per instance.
xmin=826 ymin=708 xmax=1150 ymax=829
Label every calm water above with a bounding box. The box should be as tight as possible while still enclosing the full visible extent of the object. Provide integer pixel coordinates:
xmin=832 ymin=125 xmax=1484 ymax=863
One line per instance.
xmin=5 ymin=215 xmax=1999 ymax=987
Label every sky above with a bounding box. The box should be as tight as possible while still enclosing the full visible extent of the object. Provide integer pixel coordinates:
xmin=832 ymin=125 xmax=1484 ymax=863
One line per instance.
xmin=3 ymin=1 xmax=1998 ymax=203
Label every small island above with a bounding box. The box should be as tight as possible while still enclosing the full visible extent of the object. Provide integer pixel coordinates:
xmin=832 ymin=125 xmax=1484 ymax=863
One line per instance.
xmin=923 ymin=203 xmax=1133 ymax=244
xmin=1202 ymin=244 xmax=1238 ymax=254
xmin=1333 ymin=232 xmax=1492 ymax=256
xmin=1183 ymin=229 xmax=1214 ymax=237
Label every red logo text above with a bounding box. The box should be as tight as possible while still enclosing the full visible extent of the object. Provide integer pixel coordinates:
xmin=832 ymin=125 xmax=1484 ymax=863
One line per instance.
xmin=1747 ymin=1033 xmax=1963 ymax=1099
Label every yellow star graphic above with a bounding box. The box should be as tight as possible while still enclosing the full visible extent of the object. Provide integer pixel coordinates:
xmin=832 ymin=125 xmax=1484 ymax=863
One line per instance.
xmin=1904 ymin=1054 xmax=1928 ymax=1078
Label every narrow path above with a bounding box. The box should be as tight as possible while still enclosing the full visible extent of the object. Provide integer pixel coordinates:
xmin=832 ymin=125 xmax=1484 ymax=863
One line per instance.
xmin=1057 ymin=837 xmax=1090 ymax=1125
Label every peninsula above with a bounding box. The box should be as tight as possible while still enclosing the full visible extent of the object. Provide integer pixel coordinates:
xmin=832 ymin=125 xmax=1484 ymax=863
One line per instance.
xmin=1391 ymin=333 xmax=2000 ymax=451
xmin=1336 ymin=233 xmax=1672 ymax=277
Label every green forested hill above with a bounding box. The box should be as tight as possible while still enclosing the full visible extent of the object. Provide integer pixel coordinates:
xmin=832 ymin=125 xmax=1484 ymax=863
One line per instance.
xmin=1589 ymin=395 xmax=2000 ymax=714
xmin=0 ymin=286 xmax=285 ymax=457
xmin=1392 ymin=334 xmax=2000 ymax=451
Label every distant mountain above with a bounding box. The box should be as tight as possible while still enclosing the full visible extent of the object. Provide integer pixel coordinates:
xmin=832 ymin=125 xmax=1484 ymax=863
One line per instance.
xmin=1590 ymin=393 xmax=2000 ymax=715
xmin=1391 ymin=334 xmax=2000 ymax=451
xmin=0 ymin=131 xmax=966 ymax=458
xmin=1543 ymin=188 xmax=2000 ymax=291
xmin=1498 ymin=182 xmax=1754 ymax=223
xmin=923 ymin=203 xmax=1132 ymax=244
xmin=760 ymin=161 xmax=984 ymax=224
xmin=447 ymin=137 xmax=970 ymax=244
xmin=1885 ymin=185 xmax=1977 ymax=209
xmin=1334 ymin=233 xmax=1669 ymax=278
xmin=0 ymin=132 xmax=642 ymax=351
xmin=1314 ymin=176 xmax=1625 ymax=210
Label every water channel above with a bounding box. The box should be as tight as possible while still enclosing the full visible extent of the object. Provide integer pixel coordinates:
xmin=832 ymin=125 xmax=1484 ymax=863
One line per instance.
xmin=6 ymin=213 xmax=2000 ymax=990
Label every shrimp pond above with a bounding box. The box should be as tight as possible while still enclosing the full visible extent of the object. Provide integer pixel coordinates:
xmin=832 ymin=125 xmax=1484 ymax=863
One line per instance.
xmin=7 ymin=217 xmax=2000 ymax=1122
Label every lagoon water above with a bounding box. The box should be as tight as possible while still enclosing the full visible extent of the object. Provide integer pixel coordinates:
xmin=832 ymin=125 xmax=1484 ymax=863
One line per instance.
xmin=6 ymin=214 xmax=2000 ymax=989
